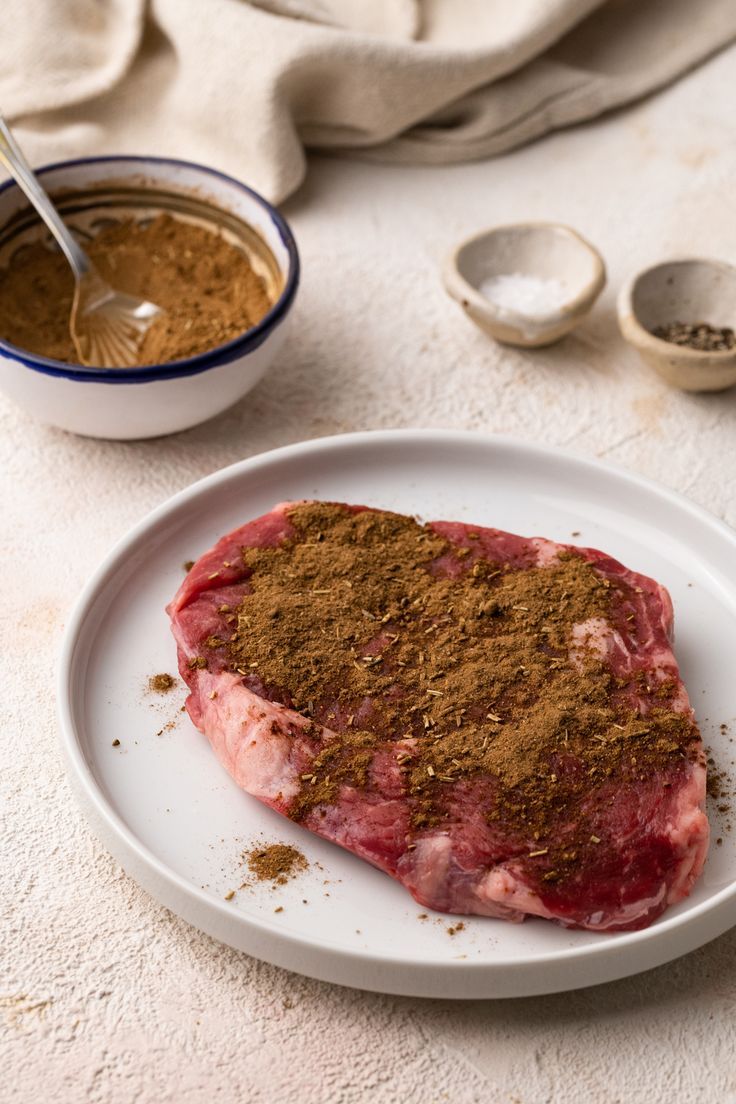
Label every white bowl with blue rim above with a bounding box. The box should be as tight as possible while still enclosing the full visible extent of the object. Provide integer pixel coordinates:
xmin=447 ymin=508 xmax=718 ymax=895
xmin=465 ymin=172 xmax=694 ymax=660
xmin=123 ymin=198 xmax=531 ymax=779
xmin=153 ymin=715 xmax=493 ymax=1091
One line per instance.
xmin=0 ymin=156 xmax=299 ymax=439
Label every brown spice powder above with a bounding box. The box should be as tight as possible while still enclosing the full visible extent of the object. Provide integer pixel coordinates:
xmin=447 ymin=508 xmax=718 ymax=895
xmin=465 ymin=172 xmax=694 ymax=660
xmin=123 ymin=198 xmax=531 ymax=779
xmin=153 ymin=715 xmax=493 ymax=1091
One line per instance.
xmin=219 ymin=504 xmax=699 ymax=873
xmin=706 ymin=752 xmax=733 ymax=823
xmin=0 ymin=214 xmax=272 ymax=366
xmin=149 ymin=672 xmax=176 ymax=694
xmin=245 ymin=843 xmax=308 ymax=885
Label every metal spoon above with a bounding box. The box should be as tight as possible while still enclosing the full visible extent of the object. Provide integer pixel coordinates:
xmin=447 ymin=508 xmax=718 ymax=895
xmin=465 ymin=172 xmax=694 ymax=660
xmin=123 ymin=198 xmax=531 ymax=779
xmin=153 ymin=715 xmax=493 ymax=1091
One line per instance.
xmin=0 ymin=114 xmax=163 ymax=369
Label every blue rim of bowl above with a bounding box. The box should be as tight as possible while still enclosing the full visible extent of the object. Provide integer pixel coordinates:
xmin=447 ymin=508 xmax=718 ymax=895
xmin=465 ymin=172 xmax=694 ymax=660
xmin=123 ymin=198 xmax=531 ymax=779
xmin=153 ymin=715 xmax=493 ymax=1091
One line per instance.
xmin=0 ymin=155 xmax=300 ymax=384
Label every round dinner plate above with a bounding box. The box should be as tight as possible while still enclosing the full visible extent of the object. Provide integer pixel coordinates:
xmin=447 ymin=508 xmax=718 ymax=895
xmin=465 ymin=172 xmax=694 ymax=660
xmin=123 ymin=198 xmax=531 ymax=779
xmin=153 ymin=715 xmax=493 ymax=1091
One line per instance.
xmin=58 ymin=430 xmax=736 ymax=998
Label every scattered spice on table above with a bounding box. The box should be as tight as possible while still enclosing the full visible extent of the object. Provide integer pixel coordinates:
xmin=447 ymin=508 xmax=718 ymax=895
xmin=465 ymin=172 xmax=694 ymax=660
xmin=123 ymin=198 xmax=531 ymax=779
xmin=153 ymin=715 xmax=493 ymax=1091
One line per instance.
xmin=245 ymin=843 xmax=308 ymax=885
xmin=651 ymin=321 xmax=735 ymax=352
xmin=0 ymin=213 xmax=273 ymax=366
xmin=149 ymin=672 xmax=176 ymax=694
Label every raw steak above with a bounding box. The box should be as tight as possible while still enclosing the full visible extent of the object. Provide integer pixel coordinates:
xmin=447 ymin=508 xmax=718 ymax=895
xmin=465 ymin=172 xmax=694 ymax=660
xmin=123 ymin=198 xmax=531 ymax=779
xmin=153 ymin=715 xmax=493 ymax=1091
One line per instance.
xmin=168 ymin=501 xmax=709 ymax=931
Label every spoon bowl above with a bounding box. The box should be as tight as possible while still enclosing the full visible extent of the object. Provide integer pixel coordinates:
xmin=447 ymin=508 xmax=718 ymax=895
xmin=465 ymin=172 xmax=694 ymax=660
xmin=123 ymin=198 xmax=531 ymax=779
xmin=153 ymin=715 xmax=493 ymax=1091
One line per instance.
xmin=71 ymin=267 xmax=162 ymax=367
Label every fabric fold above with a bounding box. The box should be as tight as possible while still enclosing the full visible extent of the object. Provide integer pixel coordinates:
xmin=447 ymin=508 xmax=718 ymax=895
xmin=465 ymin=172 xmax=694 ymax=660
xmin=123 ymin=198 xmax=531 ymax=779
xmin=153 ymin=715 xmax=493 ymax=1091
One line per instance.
xmin=1 ymin=0 xmax=734 ymax=201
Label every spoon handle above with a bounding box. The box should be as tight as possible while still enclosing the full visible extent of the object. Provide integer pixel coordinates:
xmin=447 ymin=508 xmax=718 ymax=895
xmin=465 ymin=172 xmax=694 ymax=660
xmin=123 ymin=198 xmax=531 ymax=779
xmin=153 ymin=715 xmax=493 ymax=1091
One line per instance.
xmin=0 ymin=113 xmax=92 ymax=281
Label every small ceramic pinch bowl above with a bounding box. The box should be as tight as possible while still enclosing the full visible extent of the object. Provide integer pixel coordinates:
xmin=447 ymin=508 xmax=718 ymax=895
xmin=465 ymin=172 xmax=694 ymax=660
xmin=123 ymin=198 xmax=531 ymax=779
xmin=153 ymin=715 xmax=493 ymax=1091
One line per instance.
xmin=443 ymin=221 xmax=606 ymax=347
xmin=617 ymin=258 xmax=736 ymax=393
xmin=0 ymin=156 xmax=299 ymax=439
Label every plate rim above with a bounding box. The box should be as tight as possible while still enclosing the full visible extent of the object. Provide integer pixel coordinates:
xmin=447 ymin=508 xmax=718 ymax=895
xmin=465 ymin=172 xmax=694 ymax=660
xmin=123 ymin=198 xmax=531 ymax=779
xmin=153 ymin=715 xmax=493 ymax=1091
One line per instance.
xmin=57 ymin=428 xmax=736 ymax=996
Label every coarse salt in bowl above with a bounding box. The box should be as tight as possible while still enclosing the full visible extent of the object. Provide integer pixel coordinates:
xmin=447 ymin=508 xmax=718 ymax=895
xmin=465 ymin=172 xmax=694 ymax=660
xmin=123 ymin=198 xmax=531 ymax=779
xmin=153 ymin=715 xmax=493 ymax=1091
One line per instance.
xmin=443 ymin=221 xmax=606 ymax=348
xmin=478 ymin=273 xmax=571 ymax=316
xmin=0 ymin=156 xmax=300 ymax=439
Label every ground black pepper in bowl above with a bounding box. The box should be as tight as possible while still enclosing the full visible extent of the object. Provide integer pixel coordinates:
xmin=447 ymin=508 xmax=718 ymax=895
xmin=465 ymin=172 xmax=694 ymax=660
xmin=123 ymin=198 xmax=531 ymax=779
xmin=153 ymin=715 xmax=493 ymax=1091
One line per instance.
xmin=652 ymin=321 xmax=736 ymax=352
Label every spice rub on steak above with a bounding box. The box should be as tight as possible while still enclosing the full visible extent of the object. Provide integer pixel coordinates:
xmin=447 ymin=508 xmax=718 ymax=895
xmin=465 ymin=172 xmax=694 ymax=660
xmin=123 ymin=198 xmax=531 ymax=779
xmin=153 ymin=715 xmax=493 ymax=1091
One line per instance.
xmin=168 ymin=502 xmax=709 ymax=931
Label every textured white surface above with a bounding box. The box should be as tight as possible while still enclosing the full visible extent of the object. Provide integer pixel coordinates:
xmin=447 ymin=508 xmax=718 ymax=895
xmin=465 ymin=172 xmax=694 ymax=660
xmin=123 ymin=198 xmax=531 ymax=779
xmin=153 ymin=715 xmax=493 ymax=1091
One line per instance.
xmin=3 ymin=47 xmax=736 ymax=1104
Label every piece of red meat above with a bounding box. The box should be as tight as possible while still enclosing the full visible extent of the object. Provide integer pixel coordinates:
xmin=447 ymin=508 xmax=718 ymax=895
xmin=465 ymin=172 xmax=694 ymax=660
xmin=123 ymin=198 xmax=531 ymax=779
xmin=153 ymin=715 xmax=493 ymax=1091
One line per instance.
xmin=167 ymin=501 xmax=709 ymax=932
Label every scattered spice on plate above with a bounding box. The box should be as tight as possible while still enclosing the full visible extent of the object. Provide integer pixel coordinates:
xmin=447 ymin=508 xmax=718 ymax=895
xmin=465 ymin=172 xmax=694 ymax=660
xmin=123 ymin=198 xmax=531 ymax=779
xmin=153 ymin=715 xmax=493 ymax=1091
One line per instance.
xmin=447 ymin=922 xmax=465 ymax=936
xmin=705 ymin=749 xmax=734 ymax=836
xmin=184 ymin=561 xmax=195 ymax=573
xmin=149 ymin=672 xmax=176 ymax=694
xmin=245 ymin=843 xmax=308 ymax=886
xmin=112 ymin=739 xmax=120 ymax=747
xmin=224 ymin=890 xmax=236 ymax=901
xmin=651 ymin=321 xmax=735 ymax=352
xmin=706 ymin=758 xmax=730 ymax=801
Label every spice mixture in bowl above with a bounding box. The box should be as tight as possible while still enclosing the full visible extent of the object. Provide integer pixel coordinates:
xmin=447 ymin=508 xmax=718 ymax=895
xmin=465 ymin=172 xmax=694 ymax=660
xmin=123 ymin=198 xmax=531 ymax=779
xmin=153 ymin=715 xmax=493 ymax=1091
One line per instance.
xmin=0 ymin=214 xmax=274 ymax=367
xmin=0 ymin=157 xmax=299 ymax=438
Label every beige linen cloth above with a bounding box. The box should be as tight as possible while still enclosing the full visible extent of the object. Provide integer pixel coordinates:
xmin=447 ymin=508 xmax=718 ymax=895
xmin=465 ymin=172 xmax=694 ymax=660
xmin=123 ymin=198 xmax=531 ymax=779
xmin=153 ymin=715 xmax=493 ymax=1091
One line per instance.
xmin=2 ymin=0 xmax=735 ymax=202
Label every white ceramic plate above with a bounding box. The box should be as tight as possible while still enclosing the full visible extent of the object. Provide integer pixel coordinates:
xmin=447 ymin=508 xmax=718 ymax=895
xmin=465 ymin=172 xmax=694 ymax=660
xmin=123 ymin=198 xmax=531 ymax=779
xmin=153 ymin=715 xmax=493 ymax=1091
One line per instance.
xmin=58 ymin=430 xmax=736 ymax=998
